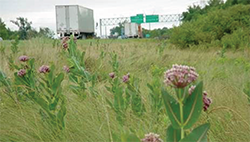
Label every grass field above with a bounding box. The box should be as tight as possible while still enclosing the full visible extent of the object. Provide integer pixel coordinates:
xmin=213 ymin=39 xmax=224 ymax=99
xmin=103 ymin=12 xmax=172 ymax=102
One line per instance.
xmin=0 ymin=38 xmax=250 ymax=142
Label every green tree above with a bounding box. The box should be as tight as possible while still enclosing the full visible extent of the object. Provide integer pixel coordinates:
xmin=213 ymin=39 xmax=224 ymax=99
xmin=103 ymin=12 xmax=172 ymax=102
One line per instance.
xmin=0 ymin=18 xmax=9 ymax=39
xmin=38 ymin=27 xmax=55 ymax=38
xmin=110 ymin=22 xmax=124 ymax=36
xmin=182 ymin=5 xmax=204 ymax=22
xmin=27 ymin=28 xmax=39 ymax=39
xmin=11 ymin=17 xmax=32 ymax=40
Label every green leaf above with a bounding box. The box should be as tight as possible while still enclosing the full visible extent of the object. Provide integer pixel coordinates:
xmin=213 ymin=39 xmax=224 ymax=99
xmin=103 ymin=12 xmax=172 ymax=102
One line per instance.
xmin=183 ymin=81 xmax=203 ymax=129
xmin=180 ymin=123 xmax=210 ymax=142
xmin=162 ymin=87 xmax=181 ymax=129
xmin=51 ymin=73 xmax=64 ymax=94
xmin=28 ymin=58 xmax=35 ymax=69
xmin=69 ymin=74 xmax=78 ymax=83
xmin=166 ymin=124 xmax=181 ymax=142
xmin=48 ymin=64 xmax=55 ymax=86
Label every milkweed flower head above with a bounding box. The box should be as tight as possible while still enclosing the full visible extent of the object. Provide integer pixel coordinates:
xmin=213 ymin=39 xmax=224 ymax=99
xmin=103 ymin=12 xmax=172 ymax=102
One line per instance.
xmin=109 ymin=72 xmax=115 ymax=79
xmin=19 ymin=55 xmax=29 ymax=62
xmin=164 ymin=64 xmax=199 ymax=88
xmin=122 ymin=73 xmax=130 ymax=83
xmin=203 ymin=91 xmax=212 ymax=111
xmin=141 ymin=133 xmax=163 ymax=142
xmin=17 ymin=69 xmax=26 ymax=77
xmin=63 ymin=65 xmax=70 ymax=73
xmin=39 ymin=65 xmax=50 ymax=73
xmin=62 ymin=37 xmax=69 ymax=49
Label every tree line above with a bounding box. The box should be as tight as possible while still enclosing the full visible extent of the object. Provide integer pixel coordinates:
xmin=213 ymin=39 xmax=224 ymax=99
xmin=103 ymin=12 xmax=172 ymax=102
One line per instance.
xmin=0 ymin=17 xmax=54 ymax=40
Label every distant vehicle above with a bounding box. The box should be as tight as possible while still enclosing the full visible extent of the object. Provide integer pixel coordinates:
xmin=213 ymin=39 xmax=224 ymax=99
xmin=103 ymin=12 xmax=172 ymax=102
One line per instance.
xmin=124 ymin=23 xmax=139 ymax=38
xmin=55 ymin=5 xmax=95 ymax=39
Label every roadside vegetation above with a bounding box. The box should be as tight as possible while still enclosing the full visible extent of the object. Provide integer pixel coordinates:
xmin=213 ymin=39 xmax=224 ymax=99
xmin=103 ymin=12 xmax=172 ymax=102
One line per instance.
xmin=0 ymin=38 xmax=249 ymax=142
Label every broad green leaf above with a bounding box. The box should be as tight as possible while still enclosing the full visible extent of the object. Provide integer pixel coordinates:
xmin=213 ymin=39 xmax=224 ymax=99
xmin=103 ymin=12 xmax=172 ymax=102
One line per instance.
xmin=162 ymin=88 xmax=181 ymax=129
xmin=51 ymin=73 xmax=64 ymax=94
xmin=28 ymin=58 xmax=35 ymax=69
xmin=49 ymin=94 xmax=60 ymax=111
xmin=180 ymin=123 xmax=210 ymax=142
xmin=183 ymin=81 xmax=203 ymax=129
xmin=166 ymin=124 xmax=181 ymax=142
xmin=47 ymin=64 xmax=55 ymax=86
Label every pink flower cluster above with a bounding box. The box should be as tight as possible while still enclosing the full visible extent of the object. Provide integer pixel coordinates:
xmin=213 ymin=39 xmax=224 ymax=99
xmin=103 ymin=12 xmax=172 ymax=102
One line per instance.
xmin=19 ymin=55 xmax=29 ymax=62
xmin=39 ymin=65 xmax=50 ymax=73
xmin=62 ymin=37 xmax=69 ymax=49
xmin=109 ymin=72 xmax=115 ymax=79
xmin=203 ymin=91 xmax=212 ymax=111
xmin=122 ymin=73 xmax=130 ymax=83
xmin=17 ymin=69 xmax=26 ymax=77
xmin=164 ymin=64 xmax=199 ymax=88
xmin=141 ymin=133 xmax=163 ymax=142
xmin=63 ymin=65 xmax=70 ymax=73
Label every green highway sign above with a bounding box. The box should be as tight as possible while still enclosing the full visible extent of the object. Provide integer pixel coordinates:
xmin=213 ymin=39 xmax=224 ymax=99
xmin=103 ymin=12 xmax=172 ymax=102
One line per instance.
xmin=146 ymin=15 xmax=159 ymax=23
xmin=130 ymin=14 xmax=144 ymax=24
xmin=136 ymin=14 xmax=144 ymax=18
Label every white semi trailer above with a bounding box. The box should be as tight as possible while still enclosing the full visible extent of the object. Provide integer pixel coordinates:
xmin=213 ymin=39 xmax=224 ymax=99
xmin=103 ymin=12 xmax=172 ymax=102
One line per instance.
xmin=56 ymin=5 xmax=94 ymax=39
xmin=124 ymin=23 xmax=139 ymax=38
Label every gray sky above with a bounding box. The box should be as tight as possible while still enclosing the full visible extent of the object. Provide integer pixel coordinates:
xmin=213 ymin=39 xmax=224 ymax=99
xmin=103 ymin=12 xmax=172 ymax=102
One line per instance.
xmin=0 ymin=0 xmax=205 ymax=36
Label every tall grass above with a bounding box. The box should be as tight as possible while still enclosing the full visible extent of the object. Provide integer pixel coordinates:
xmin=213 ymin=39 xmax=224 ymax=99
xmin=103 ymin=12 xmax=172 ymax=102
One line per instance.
xmin=0 ymin=38 xmax=250 ymax=142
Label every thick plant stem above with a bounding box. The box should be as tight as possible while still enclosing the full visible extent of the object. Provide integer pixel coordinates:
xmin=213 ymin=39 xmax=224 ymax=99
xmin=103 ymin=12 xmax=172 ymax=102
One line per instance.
xmin=178 ymin=88 xmax=185 ymax=139
xmin=181 ymin=127 xmax=184 ymax=139
xmin=179 ymin=101 xmax=184 ymax=139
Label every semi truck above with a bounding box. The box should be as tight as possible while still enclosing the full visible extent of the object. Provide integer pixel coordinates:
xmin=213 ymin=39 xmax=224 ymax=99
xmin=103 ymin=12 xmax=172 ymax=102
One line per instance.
xmin=124 ymin=23 xmax=139 ymax=38
xmin=55 ymin=5 xmax=95 ymax=39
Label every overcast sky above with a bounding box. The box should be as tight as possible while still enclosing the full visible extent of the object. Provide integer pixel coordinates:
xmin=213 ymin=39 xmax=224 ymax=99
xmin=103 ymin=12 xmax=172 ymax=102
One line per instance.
xmin=0 ymin=0 xmax=206 ymax=36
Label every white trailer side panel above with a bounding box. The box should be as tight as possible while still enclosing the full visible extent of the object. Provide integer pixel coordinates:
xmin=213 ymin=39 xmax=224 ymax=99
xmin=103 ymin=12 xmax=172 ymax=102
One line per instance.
xmin=78 ymin=6 xmax=94 ymax=33
xmin=124 ymin=23 xmax=130 ymax=36
xmin=69 ymin=6 xmax=79 ymax=32
xmin=124 ymin=23 xmax=138 ymax=37
xmin=56 ymin=6 xmax=67 ymax=32
xmin=131 ymin=23 xmax=138 ymax=36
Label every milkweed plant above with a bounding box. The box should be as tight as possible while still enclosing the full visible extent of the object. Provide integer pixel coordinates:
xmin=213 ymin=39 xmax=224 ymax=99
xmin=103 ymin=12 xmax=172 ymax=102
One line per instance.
xmin=162 ymin=64 xmax=212 ymax=142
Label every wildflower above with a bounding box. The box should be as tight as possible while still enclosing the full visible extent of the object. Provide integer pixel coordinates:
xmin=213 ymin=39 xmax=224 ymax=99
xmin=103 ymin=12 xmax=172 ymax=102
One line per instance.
xmin=62 ymin=43 xmax=68 ymax=49
xmin=19 ymin=55 xmax=29 ymax=62
xmin=109 ymin=72 xmax=115 ymax=79
xmin=188 ymin=85 xmax=196 ymax=95
xmin=63 ymin=65 xmax=70 ymax=73
xmin=17 ymin=69 xmax=26 ymax=77
xmin=122 ymin=73 xmax=130 ymax=83
xmin=164 ymin=64 xmax=199 ymax=88
xmin=39 ymin=65 xmax=50 ymax=73
xmin=62 ymin=37 xmax=69 ymax=49
xmin=141 ymin=133 xmax=163 ymax=142
xmin=203 ymin=91 xmax=212 ymax=111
